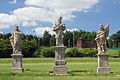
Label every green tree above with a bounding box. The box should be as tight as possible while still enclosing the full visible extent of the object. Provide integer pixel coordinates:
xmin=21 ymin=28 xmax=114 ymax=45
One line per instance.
xmin=49 ymin=35 xmax=56 ymax=46
xmin=71 ymin=30 xmax=96 ymax=47
xmin=43 ymin=31 xmax=51 ymax=46
xmin=108 ymin=30 xmax=120 ymax=48
xmin=63 ymin=31 xmax=73 ymax=47
xmin=22 ymin=39 xmax=38 ymax=57
xmin=0 ymin=39 xmax=12 ymax=58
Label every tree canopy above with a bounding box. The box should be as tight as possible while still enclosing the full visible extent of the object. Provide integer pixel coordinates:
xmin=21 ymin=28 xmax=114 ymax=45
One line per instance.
xmin=0 ymin=29 xmax=120 ymax=58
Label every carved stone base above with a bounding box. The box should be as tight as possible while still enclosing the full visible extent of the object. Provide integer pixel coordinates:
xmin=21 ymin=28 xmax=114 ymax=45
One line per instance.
xmin=11 ymin=54 xmax=24 ymax=72
xmin=97 ymin=67 xmax=110 ymax=73
xmin=12 ymin=68 xmax=24 ymax=72
xmin=53 ymin=46 xmax=68 ymax=74
xmin=97 ymin=53 xmax=110 ymax=73
xmin=53 ymin=66 xmax=68 ymax=74
xmin=55 ymin=60 xmax=66 ymax=65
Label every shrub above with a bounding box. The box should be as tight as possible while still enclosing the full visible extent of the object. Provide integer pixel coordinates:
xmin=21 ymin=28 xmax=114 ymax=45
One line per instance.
xmin=70 ymin=48 xmax=78 ymax=57
xmin=80 ymin=48 xmax=97 ymax=57
xmin=33 ymin=47 xmax=43 ymax=57
xmin=33 ymin=47 xmax=55 ymax=57
xmin=108 ymin=49 xmax=120 ymax=57
xmin=65 ymin=48 xmax=97 ymax=57
xmin=66 ymin=48 xmax=83 ymax=57
xmin=41 ymin=47 xmax=55 ymax=57
xmin=34 ymin=47 xmax=120 ymax=58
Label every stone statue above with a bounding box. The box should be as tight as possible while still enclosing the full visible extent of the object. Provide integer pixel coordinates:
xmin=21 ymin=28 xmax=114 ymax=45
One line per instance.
xmin=53 ymin=17 xmax=68 ymax=74
xmin=95 ymin=24 xmax=109 ymax=53
xmin=52 ymin=17 xmax=66 ymax=46
xmin=10 ymin=25 xmax=23 ymax=54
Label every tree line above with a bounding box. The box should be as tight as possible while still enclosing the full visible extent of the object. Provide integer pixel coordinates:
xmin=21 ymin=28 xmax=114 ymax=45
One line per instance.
xmin=0 ymin=30 xmax=120 ymax=58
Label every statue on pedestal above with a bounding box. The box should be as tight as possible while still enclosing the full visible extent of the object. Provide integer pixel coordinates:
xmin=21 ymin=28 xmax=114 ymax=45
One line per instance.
xmin=10 ymin=25 xmax=23 ymax=54
xmin=96 ymin=24 xmax=110 ymax=73
xmin=52 ymin=17 xmax=68 ymax=74
xmin=52 ymin=17 xmax=66 ymax=46
xmin=95 ymin=24 xmax=109 ymax=53
xmin=10 ymin=25 xmax=24 ymax=72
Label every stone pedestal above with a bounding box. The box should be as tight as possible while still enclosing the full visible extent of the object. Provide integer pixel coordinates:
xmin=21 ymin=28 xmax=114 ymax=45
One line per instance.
xmin=11 ymin=54 xmax=24 ymax=72
xmin=53 ymin=46 xmax=68 ymax=74
xmin=97 ymin=53 xmax=110 ymax=73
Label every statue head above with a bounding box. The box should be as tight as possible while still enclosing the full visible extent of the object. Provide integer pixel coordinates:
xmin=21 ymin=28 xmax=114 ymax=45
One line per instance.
xmin=99 ymin=24 xmax=104 ymax=31
xmin=58 ymin=17 xmax=62 ymax=23
xmin=14 ymin=25 xmax=19 ymax=31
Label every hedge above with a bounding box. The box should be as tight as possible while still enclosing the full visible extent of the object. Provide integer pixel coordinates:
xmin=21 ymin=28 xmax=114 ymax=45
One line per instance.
xmin=108 ymin=49 xmax=120 ymax=57
xmin=33 ymin=46 xmax=55 ymax=57
xmin=33 ymin=47 xmax=120 ymax=57
xmin=65 ymin=48 xmax=97 ymax=57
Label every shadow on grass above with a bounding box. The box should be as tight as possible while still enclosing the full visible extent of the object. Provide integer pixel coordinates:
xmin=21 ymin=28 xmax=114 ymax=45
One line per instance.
xmin=67 ymin=70 xmax=90 ymax=76
xmin=70 ymin=70 xmax=89 ymax=73
xmin=49 ymin=70 xmax=89 ymax=74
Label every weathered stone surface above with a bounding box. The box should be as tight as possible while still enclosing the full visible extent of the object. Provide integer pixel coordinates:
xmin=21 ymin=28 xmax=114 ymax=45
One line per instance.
xmin=54 ymin=66 xmax=68 ymax=74
xmin=97 ymin=53 xmax=109 ymax=67
xmin=97 ymin=53 xmax=110 ymax=73
xmin=95 ymin=24 xmax=109 ymax=53
xmin=10 ymin=25 xmax=23 ymax=54
xmin=55 ymin=46 xmax=67 ymax=61
xmin=10 ymin=26 xmax=24 ymax=72
xmin=52 ymin=17 xmax=66 ymax=46
xmin=96 ymin=24 xmax=110 ymax=73
xmin=11 ymin=54 xmax=24 ymax=72
xmin=53 ymin=46 xmax=68 ymax=74
xmin=97 ymin=67 xmax=110 ymax=73
xmin=53 ymin=17 xmax=68 ymax=74
xmin=55 ymin=60 xmax=66 ymax=65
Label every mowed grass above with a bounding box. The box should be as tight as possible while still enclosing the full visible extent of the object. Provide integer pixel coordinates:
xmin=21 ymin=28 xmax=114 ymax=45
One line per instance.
xmin=0 ymin=58 xmax=120 ymax=80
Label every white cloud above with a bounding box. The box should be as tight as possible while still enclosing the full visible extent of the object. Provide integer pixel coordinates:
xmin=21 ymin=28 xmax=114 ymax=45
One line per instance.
xmin=0 ymin=7 xmax=53 ymax=29
xmin=34 ymin=27 xmax=54 ymax=35
xmin=0 ymin=31 xmax=4 ymax=34
xmin=9 ymin=0 xmax=17 ymax=4
xmin=13 ymin=7 xmax=53 ymax=22
xmin=25 ymin=0 xmax=99 ymax=11
xmin=66 ymin=28 xmax=79 ymax=32
xmin=0 ymin=0 xmax=100 ymax=29
xmin=22 ymin=21 xmax=38 ymax=27
xmin=25 ymin=0 xmax=100 ymax=20
xmin=34 ymin=27 xmax=79 ymax=35
xmin=0 ymin=13 xmax=17 ymax=24
xmin=0 ymin=13 xmax=17 ymax=29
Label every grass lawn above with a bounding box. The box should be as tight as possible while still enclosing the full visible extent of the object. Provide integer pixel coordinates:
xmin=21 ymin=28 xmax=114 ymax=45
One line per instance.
xmin=0 ymin=58 xmax=120 ymax=80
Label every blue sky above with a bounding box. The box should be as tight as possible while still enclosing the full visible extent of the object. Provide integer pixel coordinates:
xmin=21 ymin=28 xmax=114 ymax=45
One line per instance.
xmin=0 ymin=0 xmax=120 ymax=36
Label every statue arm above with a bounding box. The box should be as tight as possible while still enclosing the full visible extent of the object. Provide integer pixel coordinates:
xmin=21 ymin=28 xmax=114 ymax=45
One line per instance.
xmin=9 ymin=32 xmax=14 ymax=48
xmin=52 ymin=23 xmax=60 ymax=31
xmin=95 ymin=31 xmax=100 ymax=41
xmin=9 ymin=32 xmax=14 ymax=41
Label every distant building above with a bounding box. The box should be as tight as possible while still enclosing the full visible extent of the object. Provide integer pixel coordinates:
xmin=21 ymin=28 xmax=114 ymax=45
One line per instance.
xmin=76 ymin=38 xmax=97 ymax=48
xmin=76 ymin=38 xmax=84 ymax=48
